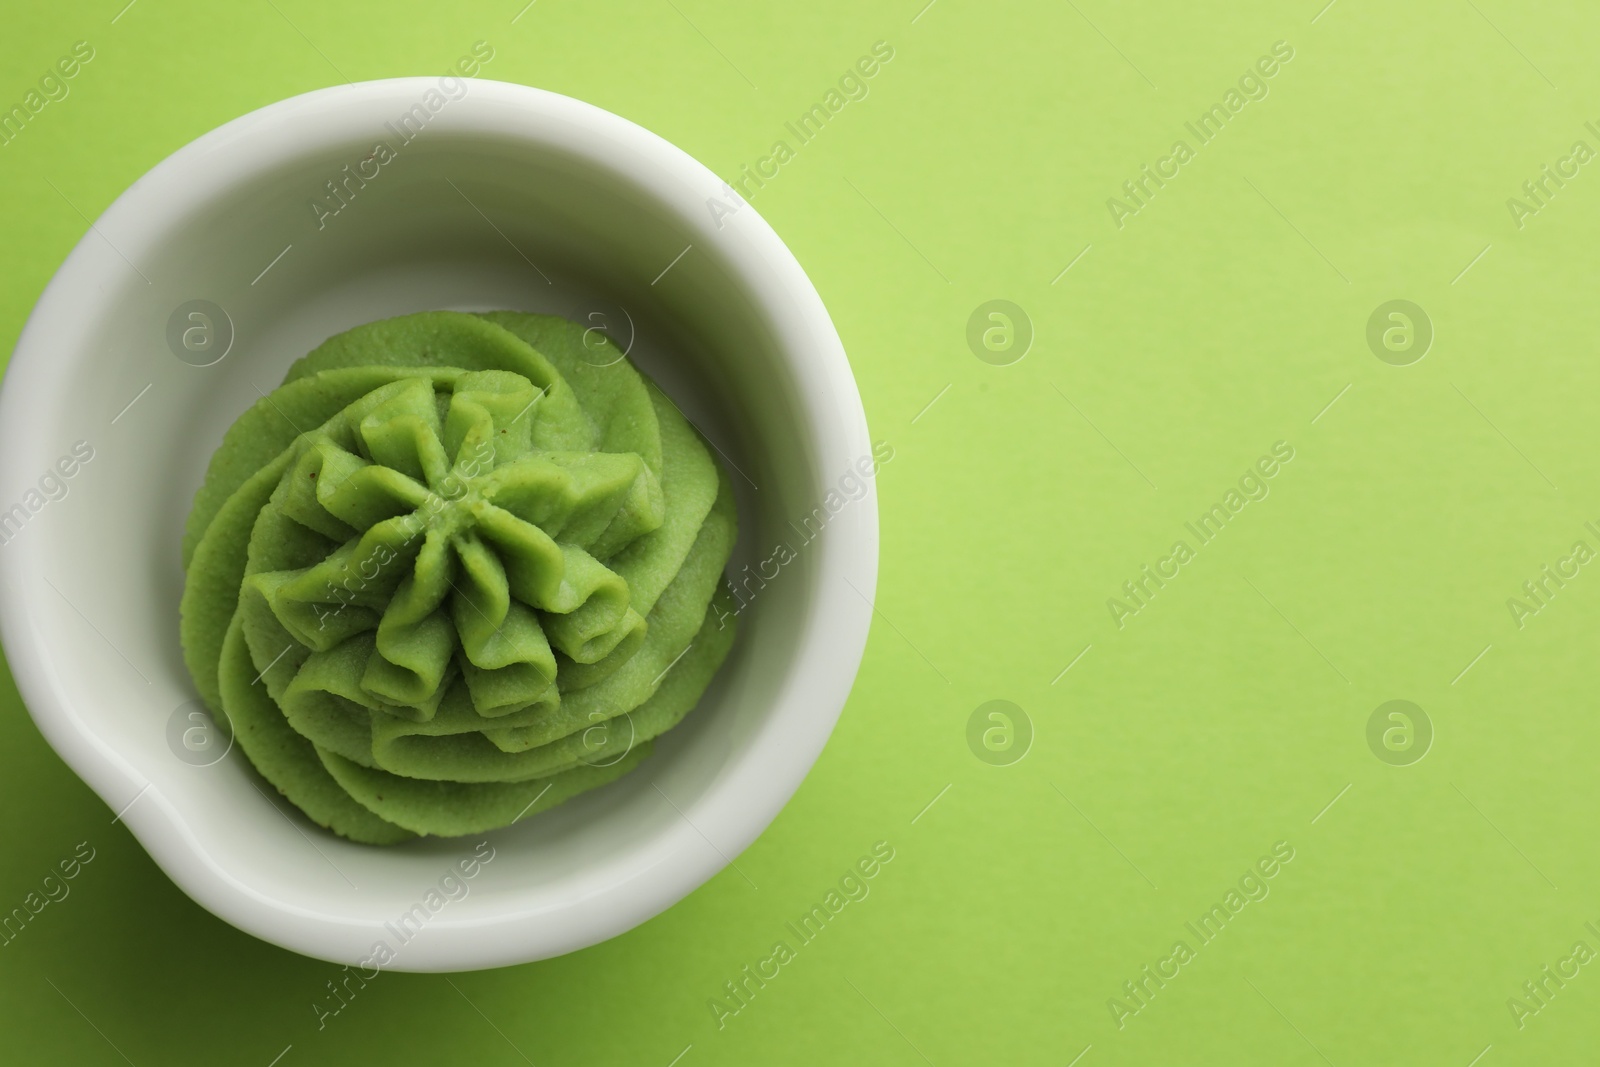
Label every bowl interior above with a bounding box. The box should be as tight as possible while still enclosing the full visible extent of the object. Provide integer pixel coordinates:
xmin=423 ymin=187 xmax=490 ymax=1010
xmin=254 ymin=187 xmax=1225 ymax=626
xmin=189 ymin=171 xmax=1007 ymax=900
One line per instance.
xmin=0 ymin=81 xmax=874 ymax=967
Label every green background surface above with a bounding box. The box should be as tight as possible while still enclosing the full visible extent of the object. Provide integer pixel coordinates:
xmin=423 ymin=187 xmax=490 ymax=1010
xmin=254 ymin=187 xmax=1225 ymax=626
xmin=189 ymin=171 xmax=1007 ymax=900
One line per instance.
xmin=4 ymin=1 xmax=1600 ymax=1063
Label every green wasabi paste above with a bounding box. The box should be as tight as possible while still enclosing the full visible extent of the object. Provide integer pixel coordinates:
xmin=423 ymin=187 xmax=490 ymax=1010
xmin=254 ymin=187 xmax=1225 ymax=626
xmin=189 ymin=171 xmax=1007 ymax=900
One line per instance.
xmin=179 ymin=311 xmax=738 ymax=844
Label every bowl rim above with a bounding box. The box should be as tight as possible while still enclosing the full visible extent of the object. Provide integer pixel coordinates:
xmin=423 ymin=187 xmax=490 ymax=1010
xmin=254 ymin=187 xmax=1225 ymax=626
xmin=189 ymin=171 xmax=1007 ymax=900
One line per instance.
xmin=0 ymin=77 xmax=878 ymax=970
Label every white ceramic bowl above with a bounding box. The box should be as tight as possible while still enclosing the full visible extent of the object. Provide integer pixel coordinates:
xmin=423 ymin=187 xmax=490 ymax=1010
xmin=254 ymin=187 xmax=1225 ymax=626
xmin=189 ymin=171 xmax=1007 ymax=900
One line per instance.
xmin=0 ymin=78 xmax=876 ymax=970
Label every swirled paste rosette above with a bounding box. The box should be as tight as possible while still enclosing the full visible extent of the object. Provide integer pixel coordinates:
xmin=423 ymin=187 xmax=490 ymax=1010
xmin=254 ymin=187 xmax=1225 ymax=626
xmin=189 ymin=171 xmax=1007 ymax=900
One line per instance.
xmin=180 ymin=311 xmax=738 ymax=843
